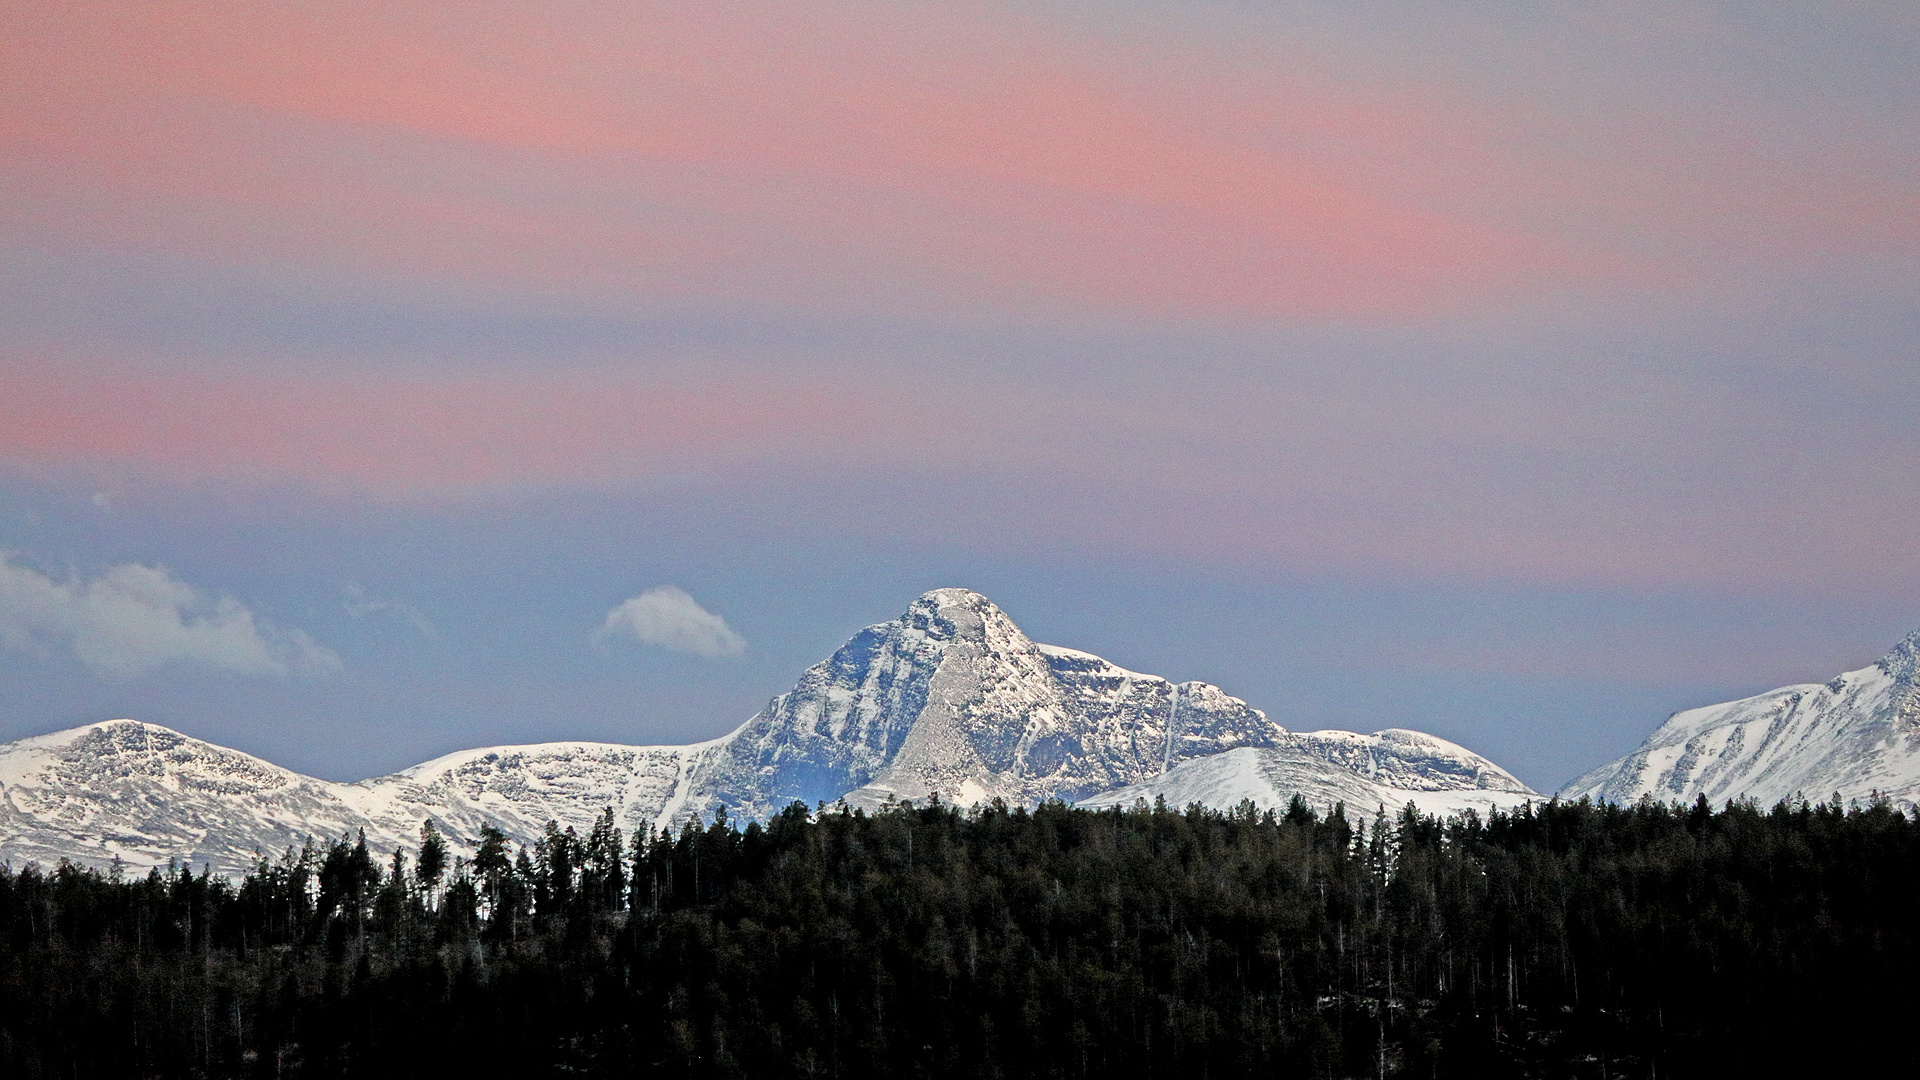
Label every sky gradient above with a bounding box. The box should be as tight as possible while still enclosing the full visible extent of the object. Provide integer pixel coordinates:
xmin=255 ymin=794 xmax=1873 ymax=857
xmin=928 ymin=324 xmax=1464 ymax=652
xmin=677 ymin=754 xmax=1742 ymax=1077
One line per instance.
xmin=3 ymin=1 xmax=1917 ymax=790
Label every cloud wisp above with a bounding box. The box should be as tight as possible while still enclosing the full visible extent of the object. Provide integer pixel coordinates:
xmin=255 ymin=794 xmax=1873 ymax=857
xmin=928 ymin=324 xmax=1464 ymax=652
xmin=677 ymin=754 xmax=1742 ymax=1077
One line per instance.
xmin=343 ymin=584 xmax=436 ymax=638
xmin=0 ymin=555 xmax=341 ymax=678
xmin=599 ymin=586 xmax=746 ymax=658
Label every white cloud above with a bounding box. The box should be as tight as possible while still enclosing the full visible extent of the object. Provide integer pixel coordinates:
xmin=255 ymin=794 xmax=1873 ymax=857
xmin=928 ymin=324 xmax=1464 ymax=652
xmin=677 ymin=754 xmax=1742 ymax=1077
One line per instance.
xmin=343 ymin=584 xmax=436 ymax=638
xmin=599 ymin=585 xmax=746 ymax=658
xmin=0 ymin=555 xmax=341 ymax=679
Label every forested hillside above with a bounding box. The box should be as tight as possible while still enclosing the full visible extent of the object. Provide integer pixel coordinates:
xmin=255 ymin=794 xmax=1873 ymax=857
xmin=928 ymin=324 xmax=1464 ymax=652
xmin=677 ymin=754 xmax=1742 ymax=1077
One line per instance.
xmin=2 ymin=795 xmax=1914 ymax=1078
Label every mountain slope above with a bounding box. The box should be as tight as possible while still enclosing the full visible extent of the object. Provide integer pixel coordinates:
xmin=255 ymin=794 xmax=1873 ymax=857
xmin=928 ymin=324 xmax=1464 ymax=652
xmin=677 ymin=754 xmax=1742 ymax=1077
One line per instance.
xmin=1079 ymin=729 xmax=1536 ymax=817
xmin=1562 ymin=629 xmax=1920 ymax=809
xmin=0 ymin=721 xmax=717 ymax=877
xmin=0 ymin=720 xmax=387 ymax=875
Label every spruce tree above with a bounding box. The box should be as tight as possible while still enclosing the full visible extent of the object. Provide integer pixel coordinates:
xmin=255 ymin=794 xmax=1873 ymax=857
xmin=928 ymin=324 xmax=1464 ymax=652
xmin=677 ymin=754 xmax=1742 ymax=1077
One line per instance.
xmin=416 ymin=818 xmax=447 ymax=894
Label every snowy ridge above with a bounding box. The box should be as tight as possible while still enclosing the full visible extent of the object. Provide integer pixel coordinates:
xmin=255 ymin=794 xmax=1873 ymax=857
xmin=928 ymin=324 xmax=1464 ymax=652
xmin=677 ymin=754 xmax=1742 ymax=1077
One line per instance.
xmin=0 ymin=721 xmax=721 ymax=877
xmin=1562 ymin=629 xmax=1920 ymax=810
xmin=0 ymin=720 xmax=379 ymax=876
xmin=0 ymin=588 xmax=1537 ymax=876
xmin=348 ymin=737 xmax=729 ymax=862
xmin=1079 ymin=730 xmax=1536 ymax=818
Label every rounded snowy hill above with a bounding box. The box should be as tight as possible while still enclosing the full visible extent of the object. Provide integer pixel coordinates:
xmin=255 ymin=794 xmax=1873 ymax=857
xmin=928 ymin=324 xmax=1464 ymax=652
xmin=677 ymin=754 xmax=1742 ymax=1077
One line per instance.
xmin=1078 ymin=729 xmax=1536 ymax=818
xmin=0 ymin=719 xmax=383 ymax=876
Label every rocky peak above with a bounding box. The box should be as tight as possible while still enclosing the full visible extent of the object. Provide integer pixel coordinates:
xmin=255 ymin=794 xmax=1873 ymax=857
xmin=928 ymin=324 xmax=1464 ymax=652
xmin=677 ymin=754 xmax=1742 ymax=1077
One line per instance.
xmin=685 ymin=588 xmax=1286 ymax=820
xmin=1875 ymin=627 xmax=1920 ymax=685
xmin=901 ymin=587 xmax=1010 ymax=637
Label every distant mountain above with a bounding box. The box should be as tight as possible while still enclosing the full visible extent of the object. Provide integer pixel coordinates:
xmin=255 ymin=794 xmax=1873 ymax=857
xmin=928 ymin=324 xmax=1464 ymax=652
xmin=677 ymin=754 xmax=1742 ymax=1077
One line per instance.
xmin=0 ymin=720 xmax=717 ymax=878
xmin=690 ymin=588 xmax=1289 ymax=819
xmin=1562 ymin=629 xmax=1920 ymax=810
xmin=0 ymin=720 xmax=381 ymax=876
xmin=0 ymin=588 xmax=1534 ymax=875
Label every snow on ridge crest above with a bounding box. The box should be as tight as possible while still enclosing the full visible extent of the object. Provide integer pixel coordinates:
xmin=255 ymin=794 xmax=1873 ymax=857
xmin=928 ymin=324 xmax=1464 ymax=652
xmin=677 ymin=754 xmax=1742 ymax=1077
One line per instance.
xmin=1563 ymin=625 xmax=1920 ymax=811
xmin=1080 ymin=728 xmax=1538 ymax=820
xmin=1877 ymin=628 xmax=1920 ymax=684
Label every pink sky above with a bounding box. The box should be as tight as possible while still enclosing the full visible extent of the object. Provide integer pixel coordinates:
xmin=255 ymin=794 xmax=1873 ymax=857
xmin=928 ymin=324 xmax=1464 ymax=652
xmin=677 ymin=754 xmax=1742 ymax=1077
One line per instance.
xmin=7 ymin=1 xmax=1909 ymax=319
xmin=2 ymin=0 xmax=1917 ymax=595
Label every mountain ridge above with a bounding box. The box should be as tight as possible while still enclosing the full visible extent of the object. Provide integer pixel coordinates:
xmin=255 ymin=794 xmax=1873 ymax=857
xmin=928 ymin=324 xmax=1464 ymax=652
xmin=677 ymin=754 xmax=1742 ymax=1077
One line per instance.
xmin=1081 ymin=728 xmax=1535 ymax=818
xmin=0 ymin=588 xmax=1536 ymax=876
xmin=1562 ymin=628 xmax=1920 ymax=810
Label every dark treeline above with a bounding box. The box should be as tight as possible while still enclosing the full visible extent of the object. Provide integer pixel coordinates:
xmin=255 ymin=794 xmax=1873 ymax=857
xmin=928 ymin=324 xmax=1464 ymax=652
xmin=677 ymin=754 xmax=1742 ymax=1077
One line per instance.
xmin=2 ymin=794 xmax=1915 ymax=1078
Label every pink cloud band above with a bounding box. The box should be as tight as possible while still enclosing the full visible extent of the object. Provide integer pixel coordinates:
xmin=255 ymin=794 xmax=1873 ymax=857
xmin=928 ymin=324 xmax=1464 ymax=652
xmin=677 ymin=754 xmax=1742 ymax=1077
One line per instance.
xmin=0 ymin=356 xmax=887 ymax=493
xmin=8 ymin=1 xmax=1904 ymax=320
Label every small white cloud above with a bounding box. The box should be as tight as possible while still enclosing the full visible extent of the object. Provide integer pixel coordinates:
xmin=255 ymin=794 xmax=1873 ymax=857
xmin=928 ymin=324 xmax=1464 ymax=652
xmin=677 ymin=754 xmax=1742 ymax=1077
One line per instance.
xmin=343 ymin=584 xmax=436 ymax=638
xmin=0 ymin=554 xmax=341 ymax=679
xmin=599 ymin=585 xmax=745 ymax=658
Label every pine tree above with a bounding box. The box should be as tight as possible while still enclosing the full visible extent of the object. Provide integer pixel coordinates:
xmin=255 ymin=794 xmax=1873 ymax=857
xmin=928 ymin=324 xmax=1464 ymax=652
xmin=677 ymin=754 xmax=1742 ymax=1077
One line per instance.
xmin=416 ymin=818 xmax=447 ymax=895
xmin=583 ymin=807 xmax=625 ymax=914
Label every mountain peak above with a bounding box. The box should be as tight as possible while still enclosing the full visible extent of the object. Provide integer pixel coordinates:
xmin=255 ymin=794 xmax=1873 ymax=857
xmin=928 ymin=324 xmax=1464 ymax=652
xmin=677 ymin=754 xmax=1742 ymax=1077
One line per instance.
xmin=691 ymin=587 xmax=1287 ymax=819
xmin=915 ymin=586 xmax=995 ymax=608
xmin=13 ymin=718 xmax=191 ymax=755
xmin=901 ymin=588 xmax=1016 ymax=641
xmin=1875 ymin=627 xmax=1920 ymax=684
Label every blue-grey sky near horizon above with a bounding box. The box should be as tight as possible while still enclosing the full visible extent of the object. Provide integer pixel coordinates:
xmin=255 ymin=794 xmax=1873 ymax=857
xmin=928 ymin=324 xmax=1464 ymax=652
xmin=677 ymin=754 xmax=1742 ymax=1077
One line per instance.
xmin=2 ymin=1 xmax=1916 ymax=791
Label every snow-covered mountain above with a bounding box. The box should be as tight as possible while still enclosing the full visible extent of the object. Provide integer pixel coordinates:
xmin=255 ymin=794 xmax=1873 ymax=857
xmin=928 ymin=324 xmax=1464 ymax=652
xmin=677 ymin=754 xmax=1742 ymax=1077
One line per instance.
xmin=0 ymin=588 xmax=1536 ymax=875
xmin=0 ymin=720 xmax=720 ymax=877
xmin=1079 ymin=730 xmax=1536 ymax=818
xmin=1562 ymin=629 xmax=1920 ymax=810
xmin=0 ymin=720 xmax=386 ymax=876
xmin=689 ymin=588 xmax=1289 ymax=819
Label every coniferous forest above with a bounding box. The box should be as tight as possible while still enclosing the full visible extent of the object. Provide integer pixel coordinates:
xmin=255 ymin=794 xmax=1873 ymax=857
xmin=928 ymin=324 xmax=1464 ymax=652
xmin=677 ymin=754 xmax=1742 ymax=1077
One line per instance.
xmin=2 ymin=795 xmax=1915 ymax=1079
